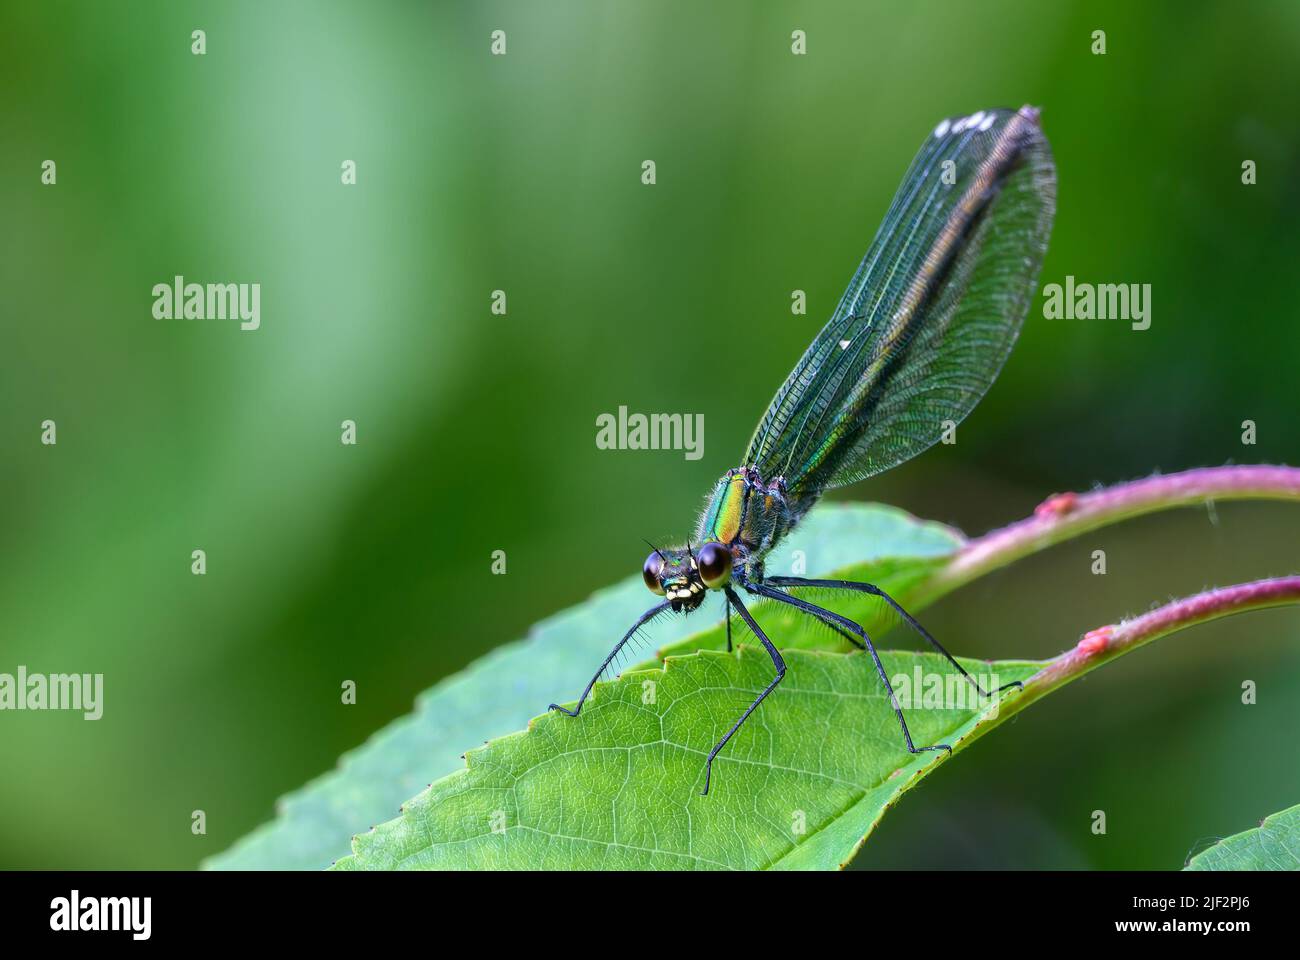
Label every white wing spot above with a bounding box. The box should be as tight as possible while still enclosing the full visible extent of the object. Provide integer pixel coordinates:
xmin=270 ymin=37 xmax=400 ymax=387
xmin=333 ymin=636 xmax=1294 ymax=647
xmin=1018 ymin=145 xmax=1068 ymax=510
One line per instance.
xmin=933 ymin=119 xmax=950 ymax=138
xmin=978 ymin=113 xmax=995 ymax=132
xmin=839 ymin=339 xmax=851 ymax=350
xmin=967 ymin=110 xmax=985 ymax=130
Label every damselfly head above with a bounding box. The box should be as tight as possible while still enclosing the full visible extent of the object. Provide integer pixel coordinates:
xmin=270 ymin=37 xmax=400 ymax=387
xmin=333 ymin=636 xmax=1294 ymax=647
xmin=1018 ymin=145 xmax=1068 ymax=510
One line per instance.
xmin=643 ymin=547 xmax=705 ymax=610
xmin=642 ymin=540 xmax=733 ymax=611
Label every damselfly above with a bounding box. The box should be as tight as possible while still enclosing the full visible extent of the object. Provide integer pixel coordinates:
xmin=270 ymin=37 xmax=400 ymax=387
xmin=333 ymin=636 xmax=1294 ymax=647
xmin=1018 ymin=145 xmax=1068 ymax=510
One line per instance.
xmin=551 ymin=106 xmax=1056 ymax=794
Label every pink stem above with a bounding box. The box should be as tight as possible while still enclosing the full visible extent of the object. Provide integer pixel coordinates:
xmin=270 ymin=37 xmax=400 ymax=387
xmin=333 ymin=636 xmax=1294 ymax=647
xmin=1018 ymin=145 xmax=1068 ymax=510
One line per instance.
xmin=934 ymin=465 xmax=1300 ymax=593
xmin=1020 ymin=576 xmax=1300 ymax=703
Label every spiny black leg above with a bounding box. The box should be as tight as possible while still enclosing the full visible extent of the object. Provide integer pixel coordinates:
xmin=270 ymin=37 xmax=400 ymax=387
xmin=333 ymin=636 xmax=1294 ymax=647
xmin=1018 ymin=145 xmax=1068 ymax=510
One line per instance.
xmin=827 ymin=621 xmax=865 ymax=648
xmin=744 ymin=579 xmax=949 ymax=759
xmin=765 ymin=584 xmax=864 ymax=650
xmin=701 ymin=586 xmax=786 ymax=796
xmin=766 ymin=576 xmax=1023 ymax=697
xmin=724 ymin=593 xmax=733 ymax=653
xmin=549 ymin=599 xmax=672 ymax=718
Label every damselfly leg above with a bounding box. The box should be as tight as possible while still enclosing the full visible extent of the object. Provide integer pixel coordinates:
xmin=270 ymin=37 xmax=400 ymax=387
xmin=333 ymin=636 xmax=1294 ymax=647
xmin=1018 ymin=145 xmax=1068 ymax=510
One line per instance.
xmin=765 ymin=576 xmax=1024 ymax=697
xmin=548 ymin=599 xmax=672 ymax=717
xmin=743 ymin=579 xmax=950 ymax=758
xmin=701 ymin=586 xmax=786 ymax=795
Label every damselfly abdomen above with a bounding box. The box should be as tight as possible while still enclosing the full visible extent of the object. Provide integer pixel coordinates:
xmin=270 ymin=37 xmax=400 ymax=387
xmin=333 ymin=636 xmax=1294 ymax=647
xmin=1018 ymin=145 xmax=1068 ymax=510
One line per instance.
xmin=550 ymin=106 xmax=1056 ymax=794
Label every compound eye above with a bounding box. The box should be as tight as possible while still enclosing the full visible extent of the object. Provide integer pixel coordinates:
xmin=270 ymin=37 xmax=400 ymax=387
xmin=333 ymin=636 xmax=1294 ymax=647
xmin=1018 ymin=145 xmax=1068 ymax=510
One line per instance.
xmin=697 ymin=541 xmax=732 ymax=589
xmin=642 ymin=552 xmax=666 ymax=595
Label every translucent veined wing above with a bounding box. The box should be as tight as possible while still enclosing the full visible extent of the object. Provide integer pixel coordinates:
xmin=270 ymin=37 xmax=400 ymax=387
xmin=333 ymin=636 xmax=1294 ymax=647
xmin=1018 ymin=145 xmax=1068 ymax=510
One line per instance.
xmin=745 ymin=106 xmax=1055 ymax=506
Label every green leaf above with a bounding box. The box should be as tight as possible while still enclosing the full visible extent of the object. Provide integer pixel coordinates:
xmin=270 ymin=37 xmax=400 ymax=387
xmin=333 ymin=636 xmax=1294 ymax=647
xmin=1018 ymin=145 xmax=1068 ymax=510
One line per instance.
xmin=331 ymin=570 xmax=1300 ymax=870
xmin=208 ymin=503 xmax=961 ymax=870
xmin=333 ymin=649 xmax=1040 ymax=870
xmin=212 ymin=468 xmax=1300 ymax=869
xmin=1184 ymin=804 xmax=1300 ymax=871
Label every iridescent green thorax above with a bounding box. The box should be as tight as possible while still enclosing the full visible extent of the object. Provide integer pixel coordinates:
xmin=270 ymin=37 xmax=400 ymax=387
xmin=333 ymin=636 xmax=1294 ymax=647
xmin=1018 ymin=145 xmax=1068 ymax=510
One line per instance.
xmin=698 ymin=470 xmax=747 ymax=543
xmin=696 ymin=466 xmax=802 ymax=560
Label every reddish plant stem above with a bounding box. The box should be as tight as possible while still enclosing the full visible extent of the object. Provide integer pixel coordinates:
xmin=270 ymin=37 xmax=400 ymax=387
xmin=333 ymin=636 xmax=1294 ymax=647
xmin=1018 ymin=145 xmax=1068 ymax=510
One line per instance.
xmin=932 ymin=465 xmax=1300 ymax=595
xmin=1011 ymin=576 xmax=1300 ymax=710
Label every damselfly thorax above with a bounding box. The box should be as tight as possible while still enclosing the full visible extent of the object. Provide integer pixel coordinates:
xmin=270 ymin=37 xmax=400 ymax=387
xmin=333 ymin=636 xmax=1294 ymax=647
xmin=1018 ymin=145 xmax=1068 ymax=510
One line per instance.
xmin=642 ymin=466 xmax=800 ymax=613
xmin=697 ymin=466 xmax=800 ymax=559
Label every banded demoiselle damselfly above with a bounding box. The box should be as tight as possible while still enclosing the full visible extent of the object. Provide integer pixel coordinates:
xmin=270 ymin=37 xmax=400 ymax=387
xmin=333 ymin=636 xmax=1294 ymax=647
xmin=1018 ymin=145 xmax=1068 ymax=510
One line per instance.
xmin=551 ymin=106 xmax=1057 ymax=794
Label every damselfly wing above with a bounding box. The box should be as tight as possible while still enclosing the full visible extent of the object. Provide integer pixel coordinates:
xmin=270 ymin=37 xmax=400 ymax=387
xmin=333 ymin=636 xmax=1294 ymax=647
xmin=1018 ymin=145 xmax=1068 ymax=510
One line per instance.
xmin=550 ymin=106 xmax=1056 ymax=794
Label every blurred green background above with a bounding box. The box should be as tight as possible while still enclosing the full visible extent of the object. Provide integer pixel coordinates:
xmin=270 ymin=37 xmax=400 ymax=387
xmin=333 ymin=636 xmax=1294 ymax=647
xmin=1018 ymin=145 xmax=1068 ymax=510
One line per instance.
xmin=2 ymin=0 xmax=1299 ymax=869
